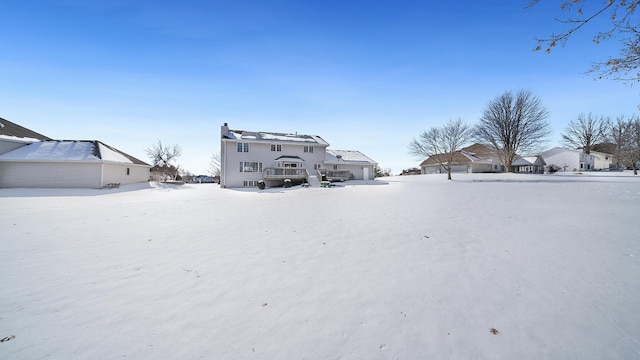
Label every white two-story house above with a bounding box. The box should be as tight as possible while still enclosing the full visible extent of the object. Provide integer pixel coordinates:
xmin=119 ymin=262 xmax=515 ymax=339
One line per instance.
xmin=540 ymin=147 xmax=595 ymax=172
xmin=220 ymin=123 xmax=377 ymax=188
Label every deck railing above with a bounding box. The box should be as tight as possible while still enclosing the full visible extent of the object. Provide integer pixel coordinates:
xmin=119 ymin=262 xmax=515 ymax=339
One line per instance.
xmin=320 ymin=169 xmax=353 ymax=181
xmin=263 ymin=167 xmax=309 ymax=179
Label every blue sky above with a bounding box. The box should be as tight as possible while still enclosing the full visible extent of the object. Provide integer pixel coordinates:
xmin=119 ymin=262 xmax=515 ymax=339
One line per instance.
xmin=1 ymin=0 xmax=637 ymax=174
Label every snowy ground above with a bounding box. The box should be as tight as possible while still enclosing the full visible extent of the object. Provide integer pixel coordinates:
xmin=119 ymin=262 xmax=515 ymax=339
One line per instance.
xmin=1 ymin=172 xmax=639 ymax=359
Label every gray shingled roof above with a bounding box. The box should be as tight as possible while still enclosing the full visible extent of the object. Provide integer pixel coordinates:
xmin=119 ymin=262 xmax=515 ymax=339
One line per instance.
xmin=0 ymin=117 xmax=51 ymax=141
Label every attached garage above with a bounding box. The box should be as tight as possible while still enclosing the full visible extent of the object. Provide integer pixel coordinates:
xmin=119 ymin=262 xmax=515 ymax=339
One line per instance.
xmin=0 ymin=140 xmax=150 ymax=188
xmin=324 ymin=149 xmax=378 ymax=181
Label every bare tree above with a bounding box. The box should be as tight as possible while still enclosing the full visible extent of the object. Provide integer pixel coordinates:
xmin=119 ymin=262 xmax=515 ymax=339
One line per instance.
xmin=475 ymin=90 xmax=551 ymax=172
xmin=207 ymin=152 xmax=221 ymax=178
xmin=145 ymin=140 xmax=182 ymax=180
xmin=561 ymin=113 xmax=610 ymax=154
xmin=408 ymin=118 xmax=473 ymax=180
xmin=609 ymin=115 xmax=630 ymax=168
xmin=610 ymin=115 xmax=640 ymax=174
xmin=530 ymin=0 xmax=640 ymax=84
xmin=629 ymin=117 xmax=640 ymax=174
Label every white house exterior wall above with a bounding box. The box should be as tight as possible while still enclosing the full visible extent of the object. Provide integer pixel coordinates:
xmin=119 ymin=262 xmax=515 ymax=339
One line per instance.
xmin=0 ymin=161 xmax=102 ymax=188
xmin=591 ymin=152 xmax=614 ymax=170
xmin=469 ymin=163 xmax=498 ymax=173
xmin=0 ymin=161 xmax=150 ymax=188
xmin=329 ymin=163 xmax=375 ymax=180
xmin=102 ymin=163 xmax=150 ymax=185
xmin=541 ymin=148 xmax=595 ymax=172
xmin=220 ymin=138 xmax=327 ymax=188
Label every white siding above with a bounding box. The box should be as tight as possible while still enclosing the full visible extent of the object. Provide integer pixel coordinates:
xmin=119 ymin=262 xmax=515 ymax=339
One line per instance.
xmin=103 ymin=163 xmax=150 ymax=185
xmin=591 ymin=152 xmax=613 ymax=170
xmin=0 ymin=161 xmax=150 ymax=188
xmin=0 ymin=162 xmax=102 ymax=188
xmin=329 ymin=164 xmax=376 ymax=180
xmin=221 ymin=139 xmax=327 ymax=187
xmin=541 ymin=148 xmax=595 ymax=172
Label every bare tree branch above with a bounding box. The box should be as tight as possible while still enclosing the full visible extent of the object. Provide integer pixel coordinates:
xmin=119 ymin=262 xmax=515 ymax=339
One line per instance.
xmin=409 ymin=118 xmax=473 ymax=180
xmin=531 ymin=0 xmax=640 ymax=85
xmin=146 ymin=140 xmax=182 ymax=179
xmin=561 ymin=113 xmax=610 ymax=153
xmin=474 ymin=90 xmax=551 ymax=172
xmin=207 ymin=152 xmax=221 ymax=178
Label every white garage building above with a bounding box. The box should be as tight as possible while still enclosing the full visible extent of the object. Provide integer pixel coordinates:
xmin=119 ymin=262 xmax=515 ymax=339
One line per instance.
xmin=0 ymin=140 xmax=150 ymax=188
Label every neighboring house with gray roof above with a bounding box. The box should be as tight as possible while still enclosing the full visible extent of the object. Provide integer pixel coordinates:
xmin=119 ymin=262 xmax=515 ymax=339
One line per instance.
xmin=219 ymin=123 xmax=377 ymax=188
xmin=512 ymin=156 xmax=546 ymax=174
xmin=420 ymin=143 xmax=504 ymax=174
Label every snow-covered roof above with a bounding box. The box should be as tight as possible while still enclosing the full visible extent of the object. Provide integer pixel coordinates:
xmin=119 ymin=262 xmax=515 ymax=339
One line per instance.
xmin=0 ymin=117 xmax=51 ymax=143
xmin=541 ymin=147 xmax=584 ymax=156
xmin=0 ymin=140 xmax=149 ymax=165
xmin=223 ymin=128 xmax=329 ymax=146
xmin=512 ymin=156 xmax=546 ymax=166
xmin=459 ymin=150 xmax=494 ymax=164
xmin=325 ymin=150 xmax=377 ymax=165
xmin=0 ymin=134 xmax=41 ymax=144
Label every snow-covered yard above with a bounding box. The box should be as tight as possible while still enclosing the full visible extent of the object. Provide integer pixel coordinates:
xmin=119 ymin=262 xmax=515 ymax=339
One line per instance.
xmin=1 ymin=173 xmax=639 ymax=359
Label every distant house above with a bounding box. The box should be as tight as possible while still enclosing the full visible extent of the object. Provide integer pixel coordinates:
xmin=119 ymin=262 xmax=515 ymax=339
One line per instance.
xmin=540 ymin=147 xmax=595 ymax=172
xmin=512 ymin=156 xmax=546 ymax=174
xmin=420 ymin=143 xmax=503 ymax=174
xmin=219 ymin=123 xmax=377 ymax=188
xmin=0 ymin=140 xmax=150 ymax=188
xmin=401 ymin=168 xmax=422 ymax=175
xmin=590 ymin=151 xmax=616 ymax=170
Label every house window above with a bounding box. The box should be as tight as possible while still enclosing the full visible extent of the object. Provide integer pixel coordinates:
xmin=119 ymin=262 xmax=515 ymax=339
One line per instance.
xmin=304 ymin=146 xmax=314 ymax=153
xmin=314 ymin=163 xmax=322 ymax=170
xmin=333 ymin=165 xmax=338 ymax=170
xmin=243 ymin=180 xmax=259 ymax=187
xmin=240 ymin=162 xmax=263 ymax=172
xmin=237 ymin=142 xmax=249 ymax=152
xmin=126 ymin=168 xmax=130 ymax=175
xmin=271 ymin=144 xmax=282 ymax=152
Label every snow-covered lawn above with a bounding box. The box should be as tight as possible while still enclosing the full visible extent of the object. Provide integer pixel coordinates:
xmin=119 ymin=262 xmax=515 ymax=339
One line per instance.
xmin=1 ymin=173 xmax=639 ymax=359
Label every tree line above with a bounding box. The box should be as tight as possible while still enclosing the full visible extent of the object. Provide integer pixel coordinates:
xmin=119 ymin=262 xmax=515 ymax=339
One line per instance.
xmin=409 ymin=89 xmax=640 ymax=180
